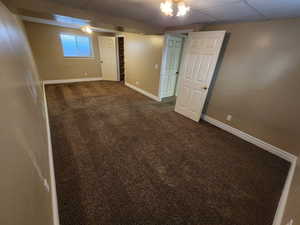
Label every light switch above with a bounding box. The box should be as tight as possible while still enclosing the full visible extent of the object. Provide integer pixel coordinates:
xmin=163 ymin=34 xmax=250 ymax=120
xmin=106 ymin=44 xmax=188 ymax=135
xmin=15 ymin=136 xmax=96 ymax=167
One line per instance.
xmin=43 ymin=179 xmax=50 ymax=192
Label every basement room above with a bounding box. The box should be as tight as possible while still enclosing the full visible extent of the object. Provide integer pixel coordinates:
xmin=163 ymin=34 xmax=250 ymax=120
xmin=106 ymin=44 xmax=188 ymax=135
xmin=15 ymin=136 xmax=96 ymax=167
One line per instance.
xmin=1 ymin=0 xmax=299 ymax=225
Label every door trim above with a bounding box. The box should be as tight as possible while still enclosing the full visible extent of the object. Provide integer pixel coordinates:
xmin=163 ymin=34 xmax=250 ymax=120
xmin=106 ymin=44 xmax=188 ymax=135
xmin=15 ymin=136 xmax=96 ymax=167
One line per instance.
xmin=159 ymin=34 xmax=184 ymax=99
xmin=158 ymin=34 xmax=168 ymax=99
xmin=116 ymin=35 xmax=125 ymax=81
xmin=97 ymin=36 xmax=119 ymax=81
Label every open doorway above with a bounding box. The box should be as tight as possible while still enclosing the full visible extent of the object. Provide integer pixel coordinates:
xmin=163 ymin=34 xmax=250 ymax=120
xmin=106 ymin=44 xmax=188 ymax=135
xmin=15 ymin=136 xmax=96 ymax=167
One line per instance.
xmin=97 ymin=35 xmax=125 ymax=82
xmin=117 ymin=36 xmax=125 ymax=81
xmin=98 ymin=36 xmax=119 ymax=81
xmin=159 ymin=31 xmax=226 ymax=122
xmin=159 ymin=34 xmax=186 ymax=102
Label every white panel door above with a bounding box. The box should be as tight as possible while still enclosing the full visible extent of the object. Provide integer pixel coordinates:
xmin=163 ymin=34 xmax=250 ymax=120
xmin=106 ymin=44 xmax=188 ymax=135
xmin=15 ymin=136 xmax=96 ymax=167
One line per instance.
xmin=98 ymin=36 xmax=118 ymax=81
xmin=175 ymin=31 xmax=225 ymax=121
xmin=160 ymin=35 xmax=183 ymax=98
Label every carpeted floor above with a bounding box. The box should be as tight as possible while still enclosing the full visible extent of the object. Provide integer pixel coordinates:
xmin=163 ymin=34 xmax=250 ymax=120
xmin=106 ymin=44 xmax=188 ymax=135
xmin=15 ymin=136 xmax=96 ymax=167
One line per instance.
xmin=46 ymin=81 xmax=290 ymax=225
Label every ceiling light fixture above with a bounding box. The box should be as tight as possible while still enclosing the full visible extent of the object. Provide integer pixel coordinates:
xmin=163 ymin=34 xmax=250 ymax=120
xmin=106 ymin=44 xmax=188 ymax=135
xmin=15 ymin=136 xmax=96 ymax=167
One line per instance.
xmin=160 ymin=0 xmax=190 ymax=17
xmin=160 ymin=0 xmax=174 ymax=16
xmin=176 ymin=1 xmax=190 ymax=17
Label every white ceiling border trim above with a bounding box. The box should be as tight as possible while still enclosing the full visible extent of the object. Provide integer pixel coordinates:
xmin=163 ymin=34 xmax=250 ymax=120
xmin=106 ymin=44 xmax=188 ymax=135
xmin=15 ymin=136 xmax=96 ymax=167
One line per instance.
xmin=20 ymin=15 xmax=117 ymax=33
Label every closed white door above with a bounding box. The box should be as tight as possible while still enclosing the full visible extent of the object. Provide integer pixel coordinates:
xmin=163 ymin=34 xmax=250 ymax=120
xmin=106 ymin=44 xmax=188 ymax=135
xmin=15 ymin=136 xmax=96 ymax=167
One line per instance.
xmin=160 ymin=35 xmax=183 ymax=98
xmin=98 ymin=36 xmax=118 ymax=81
xmin=175 ymin=31 xmax=225 ymax=121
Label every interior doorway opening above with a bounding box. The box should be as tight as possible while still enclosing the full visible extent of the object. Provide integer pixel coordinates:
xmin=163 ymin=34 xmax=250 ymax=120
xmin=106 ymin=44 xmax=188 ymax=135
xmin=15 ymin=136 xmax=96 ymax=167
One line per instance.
xmin=159 ymin=31 xmax=226 ymax=122
xmin=159 ymin=33 xmax=186 ymax=102
xmin=117 ymin=36 xmax=125 ymax=81
xmin=98 ymin=35 xmax=119 ymax=81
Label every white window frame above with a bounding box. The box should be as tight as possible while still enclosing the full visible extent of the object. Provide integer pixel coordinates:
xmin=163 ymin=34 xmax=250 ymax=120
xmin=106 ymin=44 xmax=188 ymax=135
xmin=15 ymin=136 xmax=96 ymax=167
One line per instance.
xmin=59 ymin=33 xmax=94 ymax=58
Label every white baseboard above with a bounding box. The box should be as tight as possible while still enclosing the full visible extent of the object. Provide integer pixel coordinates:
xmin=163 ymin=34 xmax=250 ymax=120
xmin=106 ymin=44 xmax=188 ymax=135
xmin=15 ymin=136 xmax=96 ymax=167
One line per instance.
xmin=202 ymin=115 xmax=297 ymax=225
xmin=273 ymin=159 xmax=296 ymax=225
xmin=202 ymin=115 xmax=297 ymax=162
xmin=125 ymin=82 xmax=161 ymax=102
xmin=43 ymin=77 xmax=103 ymax=85
xmin=42 ymin=83 xmax=60 ymax=225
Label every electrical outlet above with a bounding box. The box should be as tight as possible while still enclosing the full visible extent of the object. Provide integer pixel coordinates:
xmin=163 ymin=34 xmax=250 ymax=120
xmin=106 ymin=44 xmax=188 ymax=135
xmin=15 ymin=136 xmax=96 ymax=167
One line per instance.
xmin=84 ymin=72 xmax=88 ymax=76
xmin=43 ymin=179 xmax=50 ymax=192
xmin=135 ymin=81 xmax=139 ymax=85
xmin=226 ymin=115 xmax=232 ymax=121
xmin=154 ymin=64 xmax=159 ymax=69
xmin=287 ymin=219 xmax=293 ymax=225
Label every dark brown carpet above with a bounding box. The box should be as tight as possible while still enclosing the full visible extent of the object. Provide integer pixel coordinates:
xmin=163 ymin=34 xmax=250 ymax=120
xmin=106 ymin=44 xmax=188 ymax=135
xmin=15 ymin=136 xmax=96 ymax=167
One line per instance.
xmin=46 ymin=81 xmax=290 ymax=225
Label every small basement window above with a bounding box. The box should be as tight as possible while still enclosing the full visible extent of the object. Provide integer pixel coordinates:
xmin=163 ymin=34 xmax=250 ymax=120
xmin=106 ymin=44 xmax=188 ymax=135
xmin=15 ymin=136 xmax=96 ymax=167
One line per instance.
xmin=60 ymin=34 xmax=93 ymax=57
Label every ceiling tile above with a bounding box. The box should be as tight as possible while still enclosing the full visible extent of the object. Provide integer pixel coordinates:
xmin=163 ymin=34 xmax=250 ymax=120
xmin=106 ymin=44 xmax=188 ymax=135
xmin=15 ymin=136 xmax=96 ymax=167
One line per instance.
xmin=154 ymin=10 xmax=216 ymax=26
xmin=246 ymin=0 xmax=300 ymax=18
xmin=187 ymin=0 xmax=242 ymax=10
xmin=200 ymin=1 xmax=265 ymax=21
xmin=47 ymin=0 xmax=300 ymax=28
xmin=87 ymin=0 xmax=159 ymax=23
xmin=52 ymin=0 xmax=88 ymax=8
xmin=188 ymin=10 xmax=217 ymax=23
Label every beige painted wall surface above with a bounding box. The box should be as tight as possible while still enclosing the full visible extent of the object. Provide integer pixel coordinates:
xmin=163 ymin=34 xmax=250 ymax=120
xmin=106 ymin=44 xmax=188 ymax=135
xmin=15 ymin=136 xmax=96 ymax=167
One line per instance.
xmin=0 ymin=2 xmax=53 ymax=225
xmin=204 ymin=19 xmax=300 ymax=155
xmin=24 ymin=21 xmax=104 ymax=80
xmin=124 ymin=33 xmax=164 ymax=96
xmin=203 ymin=19 xmax=300 ymax=225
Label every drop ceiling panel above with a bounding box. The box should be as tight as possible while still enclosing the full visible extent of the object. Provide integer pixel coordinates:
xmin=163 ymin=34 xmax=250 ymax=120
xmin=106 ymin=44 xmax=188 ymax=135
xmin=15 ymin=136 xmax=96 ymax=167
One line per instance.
xmin=154 ymin=10 xmax=216 ymax=26
xmin=46 ymin=0 xmax=300 ymax=28
xmin=246 ymin=0 xmax=300 ymax=18
xmin=52 ymin=0 xmax=88 ymax=8
xmin=200 ymin=1 xmax=264 ymax=21
xmin=188 ymin=10 xmax=217 ymax=23
xmin=87 ymin=0 xmax=160 ymax=23
xmin=187 ymin=0 xmax=242 ymax=10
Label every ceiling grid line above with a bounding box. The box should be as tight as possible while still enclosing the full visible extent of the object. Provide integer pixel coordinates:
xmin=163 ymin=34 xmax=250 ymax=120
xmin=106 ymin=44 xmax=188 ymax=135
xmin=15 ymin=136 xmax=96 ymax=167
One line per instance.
xmin=196 ymin=11 xmax=219 ymax=22
xmin=242 ymin=0 xmax=268 ymax=19
xmin=18 ymin=0 xmax=300 ymax=28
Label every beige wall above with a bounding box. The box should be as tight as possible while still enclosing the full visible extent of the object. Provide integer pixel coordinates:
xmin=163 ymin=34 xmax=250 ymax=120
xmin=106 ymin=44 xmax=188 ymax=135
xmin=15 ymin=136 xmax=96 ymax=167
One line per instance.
xmin=0 ymin=2 xmax=53 ymax=225
xmin=203 ymin=19 xmax=300 ymax=225
xmin=203 ymin=19 xmax=300 ymax=155
xmin=124 ymin=33 xmax=164 ymax=96
xmin=24 ymin=21 xmax=165 ymax=92
xmin=23 ymin=21 xmax=105 ymax=80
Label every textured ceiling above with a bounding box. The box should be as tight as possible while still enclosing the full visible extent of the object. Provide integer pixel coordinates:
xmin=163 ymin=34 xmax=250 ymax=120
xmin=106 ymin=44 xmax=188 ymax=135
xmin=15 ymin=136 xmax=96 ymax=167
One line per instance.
xmin=49 ymin=0 xmax=300 ymax=27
